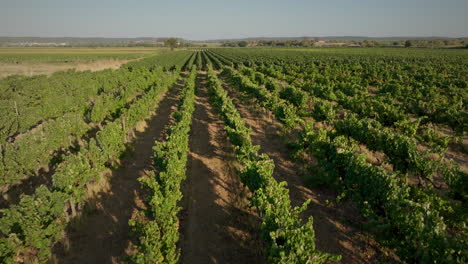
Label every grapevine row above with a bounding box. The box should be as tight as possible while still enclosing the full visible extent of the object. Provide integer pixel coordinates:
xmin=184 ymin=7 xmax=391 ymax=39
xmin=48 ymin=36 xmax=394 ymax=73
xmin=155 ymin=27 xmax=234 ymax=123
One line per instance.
xmin=0 ymin=67 xmax=166 ymax=190
xmin=206 ymin=65 xmax=340 ymax=264
xmin=235 ymin=65 xmax=467 ymax=200
xmin=0 ymin=51 xmax=194 ymax=191
xmin=252 ymin=63 xmax=453 ymax=153
xmin=220 ymin=65 xmax=466 ymax=263
xmin=0 ymin=67 xmax=180 ymax=263
xmin=129 ymin=66 xmax=197 ymax=264
xmin=209 ymin=48 xmax=467 ymax=135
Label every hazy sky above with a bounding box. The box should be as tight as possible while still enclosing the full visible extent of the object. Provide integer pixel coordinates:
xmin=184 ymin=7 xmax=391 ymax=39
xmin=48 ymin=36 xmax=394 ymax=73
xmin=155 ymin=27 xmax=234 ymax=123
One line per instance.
xmin=1 ymin=0 xmax=467 ymax=40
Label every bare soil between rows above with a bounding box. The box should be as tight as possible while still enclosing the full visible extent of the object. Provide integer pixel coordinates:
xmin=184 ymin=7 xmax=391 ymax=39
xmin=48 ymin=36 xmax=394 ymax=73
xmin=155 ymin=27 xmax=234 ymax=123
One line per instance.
xmin=52 ymin=77 xmax=183 ymax=264
xmin=178 ymin=72 xmax=263 ymax=264
xmin=44 ymin=70 xmax=406 ymax=264
xmin=220 ymin=74 xmax=401 ymax=264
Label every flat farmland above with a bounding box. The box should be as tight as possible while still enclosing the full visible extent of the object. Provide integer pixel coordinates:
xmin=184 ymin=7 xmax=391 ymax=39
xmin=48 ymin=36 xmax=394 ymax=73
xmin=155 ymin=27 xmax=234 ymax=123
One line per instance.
xmin=0 ymin=48 xmax=466 ymax=264
xmin=0 ymin=47 xmax=160 ymax=61
xmin=0 ymin=47 xmax=162 ymax=78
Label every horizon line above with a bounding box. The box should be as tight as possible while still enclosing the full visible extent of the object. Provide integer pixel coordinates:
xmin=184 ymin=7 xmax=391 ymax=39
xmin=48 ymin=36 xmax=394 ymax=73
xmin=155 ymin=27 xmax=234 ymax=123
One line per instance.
xmin=1 ymin=35 xmax=467 ymax=42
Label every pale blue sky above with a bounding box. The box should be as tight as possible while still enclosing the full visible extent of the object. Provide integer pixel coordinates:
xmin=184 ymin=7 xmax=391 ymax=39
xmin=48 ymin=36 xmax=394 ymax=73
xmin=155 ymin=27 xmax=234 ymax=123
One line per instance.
xmin=1 ymin=0 xmax=467 ymax=40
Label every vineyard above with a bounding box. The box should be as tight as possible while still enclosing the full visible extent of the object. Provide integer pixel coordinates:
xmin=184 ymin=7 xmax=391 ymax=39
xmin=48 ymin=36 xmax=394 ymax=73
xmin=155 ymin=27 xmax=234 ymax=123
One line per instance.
xmin=0 ymin=48 xmax=466 ymax=264
xmin=0 ymin=48 xmax=158 ymax=63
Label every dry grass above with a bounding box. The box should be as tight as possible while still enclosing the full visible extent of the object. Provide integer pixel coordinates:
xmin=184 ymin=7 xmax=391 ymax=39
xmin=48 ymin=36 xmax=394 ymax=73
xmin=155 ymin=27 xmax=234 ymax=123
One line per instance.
xmin=0 ymin=47 xmax=161 ymax=54
xmin=0 ymin=47 xmax=164 ymax=77
xmin=0 ymin=59 xmax=138 ymax=78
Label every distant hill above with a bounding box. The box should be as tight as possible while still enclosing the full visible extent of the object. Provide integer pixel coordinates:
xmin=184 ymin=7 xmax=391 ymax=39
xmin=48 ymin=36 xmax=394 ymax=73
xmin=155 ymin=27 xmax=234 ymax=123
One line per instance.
xmin=0 ymin=36 xmax=466 ymax=46
xmin=205 ymin=36 xmax=468 ymax=42
xmin=0 ymin=37 xmax=183 ymax=47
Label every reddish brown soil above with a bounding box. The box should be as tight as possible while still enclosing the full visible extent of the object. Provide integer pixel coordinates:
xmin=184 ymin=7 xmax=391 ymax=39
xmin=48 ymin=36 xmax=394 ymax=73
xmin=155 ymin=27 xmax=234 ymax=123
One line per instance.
xmin=52 ymin=78 xmax=184 ymax=264
xmin=221 ymin=77 xmax=401 ymax=264
xmin=178 ymin=72 xmax=263 ymax=264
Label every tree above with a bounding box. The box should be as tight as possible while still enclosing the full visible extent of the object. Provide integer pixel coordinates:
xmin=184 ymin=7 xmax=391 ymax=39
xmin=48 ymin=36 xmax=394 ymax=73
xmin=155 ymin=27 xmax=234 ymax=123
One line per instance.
xmin=432 ymin=40 xmax=443 ymax=47
xmin=164 ymin=38 xmax=179 ymax=50
xmin=373 ymin=40 xmax=383 ymax=47
xmin=417 ymin=40 xmax=428 ymax=47
xmin=238 ymin=41 xmax=248 ymax=47
xmin=301 ymin=40 xmax=311 ymax=47
xmin=404 ymin=40 xmax=412 ymax=48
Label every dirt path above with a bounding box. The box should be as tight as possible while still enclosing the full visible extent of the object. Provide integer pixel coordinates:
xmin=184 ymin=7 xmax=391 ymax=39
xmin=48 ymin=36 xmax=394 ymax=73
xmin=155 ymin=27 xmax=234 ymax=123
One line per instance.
xmin=178 ymin=72 xmax=263 ymax=264
xmin=220 ymin=77 xmax=400 ymax=264
xmin=52 ymin=77 xmax=184 ymax=264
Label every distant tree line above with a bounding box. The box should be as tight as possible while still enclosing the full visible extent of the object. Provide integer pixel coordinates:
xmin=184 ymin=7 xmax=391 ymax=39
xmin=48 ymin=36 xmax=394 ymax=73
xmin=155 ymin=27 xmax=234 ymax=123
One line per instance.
xmin=0 ymin=38 xmax=209 ymax=48
xmin=2 ymin=38 xmax=466 ymax=48
xmin=402 ymin=39 xmax=467 ymax=48
xmin=221 ymin=38 xmax=467 ymax=48
xmin=222 ymin=39 xmax=317 ymax=47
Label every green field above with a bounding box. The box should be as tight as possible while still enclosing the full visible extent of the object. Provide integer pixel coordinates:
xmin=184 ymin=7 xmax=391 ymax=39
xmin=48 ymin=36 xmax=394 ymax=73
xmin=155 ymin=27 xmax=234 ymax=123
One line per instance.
xmin=219 ymin=46 xmax=468 ymax=57
xmin=0 ymin=48 xmax=466 ymax=264
xmin=0 ymin=47 xmax=162 ymax=62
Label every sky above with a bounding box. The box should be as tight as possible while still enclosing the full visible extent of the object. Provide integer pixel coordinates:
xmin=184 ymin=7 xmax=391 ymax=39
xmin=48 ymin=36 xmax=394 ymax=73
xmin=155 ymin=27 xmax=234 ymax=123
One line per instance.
xmin=1 ymin=0 xmax=467 ymax=40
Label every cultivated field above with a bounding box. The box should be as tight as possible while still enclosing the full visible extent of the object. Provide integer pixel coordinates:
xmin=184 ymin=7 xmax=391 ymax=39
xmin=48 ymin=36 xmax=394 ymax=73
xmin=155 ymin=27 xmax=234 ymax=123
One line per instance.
xmin=0 ymin=48 xmax=466 ymax=264
xmin=0 ymin=47 xmax=162 ymax=78
xmin=0 ymin=47 xmax=160 ymax=62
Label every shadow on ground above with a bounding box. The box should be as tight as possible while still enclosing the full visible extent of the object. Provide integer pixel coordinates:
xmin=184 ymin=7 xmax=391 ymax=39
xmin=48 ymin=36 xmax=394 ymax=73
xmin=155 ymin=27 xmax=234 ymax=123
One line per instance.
xmin=52 ymin=77 xmax=185 ymax=264
xmin=178 ymin=72 xmax=263 ymax=264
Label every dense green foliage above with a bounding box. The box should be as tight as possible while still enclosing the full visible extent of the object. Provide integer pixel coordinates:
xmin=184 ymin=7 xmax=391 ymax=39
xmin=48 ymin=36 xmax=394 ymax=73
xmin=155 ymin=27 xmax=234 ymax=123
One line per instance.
xmin=214 ymin=48 xmax=467 ymax=264
xmin=0 ymin=52 xmax=149 ymax=63
xmin=1 ymin=46 xmax=466 ymax=263
xmin=207 ymin=65 xmax=340 ymax=264
xmin=0 ymin=51 xmax=192 ymax=191
xmin=130 ymin=66 xmax=197 ymax=264
xmin=125 ymin=50 xmax=193 ymax=71
xmin=0 ymin=51 xmax=192 ymax=263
